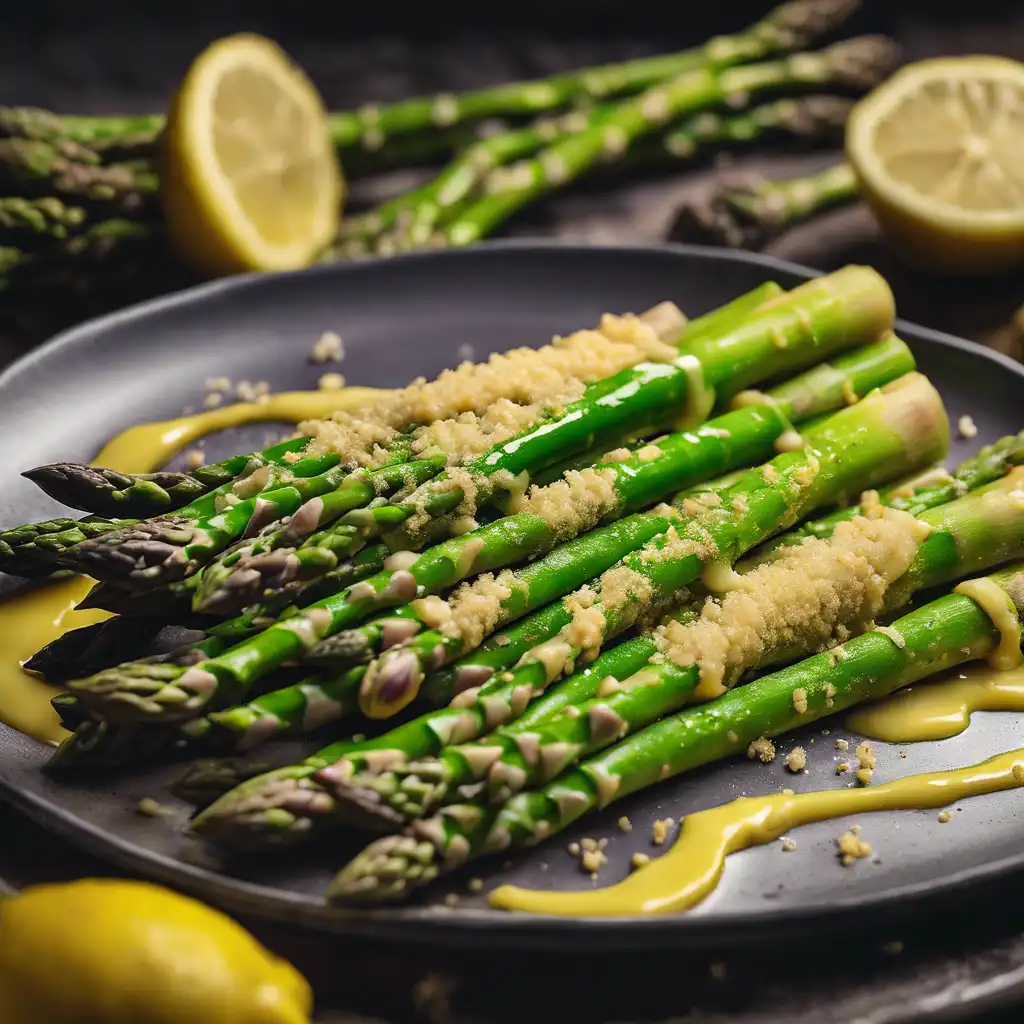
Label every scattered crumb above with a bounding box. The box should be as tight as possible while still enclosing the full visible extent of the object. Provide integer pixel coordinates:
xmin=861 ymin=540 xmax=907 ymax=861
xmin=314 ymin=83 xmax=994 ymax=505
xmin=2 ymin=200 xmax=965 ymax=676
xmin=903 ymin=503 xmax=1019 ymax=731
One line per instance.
xmin=136 ymin=797 xmax=176 ymax=818
xmin=631 ymin=853 xmax=651 ymax=870
xmin=938 ymin=810 xmax=951 ymax=823
xmin=444 ymin=893 xmax=460 ymax=908
xmin=318 ymin=372 xmax=347 ymax=391
xmin=310 ymin=330 xmax=345 ymax=364
xmin=855 ymin=741 xmax=876 ymax=786
xmin=900 ymin=751 xmax=907 ymax=759
xmin=184 ymin=448 xmax=205 ymax=470
xmin=709 ymin=962 xmax=727 ymax=981
xmin=567 ymin=842 xmax=581 ymax=857
xmin=565 ymin=706 xmax=580 ymax=719
xmin=205 ymin=375 xmax=231 ymax=392
xmin=781 ymin=837 xmax=798 ymax=852
xmin=651 ymin=818 xmax=674 ymax=845
xmin=782 ymin=788 xmax=794 ymax=796
xmin=881 ymin=940 xmax=904 ymax=956
xmin=791 ymin=687 xmax=808 ymax=714
xmin=836 ymin=761 xmax=851 ymax=774
xmin=835 ymin=738 xmax=849 ymax=751
xmin=785 ymin=746 xmax=807 ymax=773
xmin=202 ymin=391 xmax=223 ymax=409
xmin=747 ymin=736 xmax=776 ymax=763
xmin=467 ymin=878 xmax=484 ymax=893
xmin=957 ymin=414 xmax=978 ymax=439
xmin=581 ymin=848 xmax=608 ymax=876
xmin=617 ymin=815 xmax=633 ymax=834
xmin=837 ymin=828 xmax=873 ymax=866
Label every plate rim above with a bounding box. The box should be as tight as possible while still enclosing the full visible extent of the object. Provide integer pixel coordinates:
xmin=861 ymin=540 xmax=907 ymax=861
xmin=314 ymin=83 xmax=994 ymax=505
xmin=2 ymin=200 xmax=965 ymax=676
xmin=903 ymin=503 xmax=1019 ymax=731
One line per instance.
xmin=2 ymin=240 xmax=1024 ymax=947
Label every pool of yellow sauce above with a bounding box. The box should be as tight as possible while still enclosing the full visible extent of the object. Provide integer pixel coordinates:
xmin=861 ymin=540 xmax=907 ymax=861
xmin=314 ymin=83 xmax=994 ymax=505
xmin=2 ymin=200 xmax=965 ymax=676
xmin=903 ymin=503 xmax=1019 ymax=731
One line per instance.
xmin=0 ymin=387 xmax=378 ymax=744
xmin=846 ymin=663 xmax=1024 ymax=743
xmin=488 ymin=748 xmax=1024 ymax=917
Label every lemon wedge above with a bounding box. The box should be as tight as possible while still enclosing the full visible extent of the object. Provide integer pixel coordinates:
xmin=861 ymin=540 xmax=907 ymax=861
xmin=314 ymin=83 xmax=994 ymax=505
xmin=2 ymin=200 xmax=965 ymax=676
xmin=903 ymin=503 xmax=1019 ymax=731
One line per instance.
xmin=162 ymin=34 xmax=343 ymax=277
xmin=847 ymin=56 xmax=1024 ymax=274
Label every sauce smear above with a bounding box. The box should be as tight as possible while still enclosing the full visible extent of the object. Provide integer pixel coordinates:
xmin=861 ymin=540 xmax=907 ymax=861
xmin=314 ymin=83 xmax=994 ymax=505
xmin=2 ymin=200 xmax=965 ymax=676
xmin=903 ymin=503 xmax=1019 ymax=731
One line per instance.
xmin=488 ymin=748 xmax=1024 ymax=917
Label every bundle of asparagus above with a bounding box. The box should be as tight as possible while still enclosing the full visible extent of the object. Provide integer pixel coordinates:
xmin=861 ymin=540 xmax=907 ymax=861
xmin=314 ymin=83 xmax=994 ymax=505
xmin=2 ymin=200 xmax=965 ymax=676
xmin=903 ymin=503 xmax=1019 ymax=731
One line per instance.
xmin=7 ymin=266 xmax=1022 ymax=910
xmin=0 ymin=0 xmax=895 ymax=333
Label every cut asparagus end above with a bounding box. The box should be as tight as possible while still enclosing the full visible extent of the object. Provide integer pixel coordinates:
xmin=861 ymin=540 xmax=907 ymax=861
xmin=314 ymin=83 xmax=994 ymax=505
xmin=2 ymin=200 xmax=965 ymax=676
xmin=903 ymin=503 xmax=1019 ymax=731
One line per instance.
xmin=327 ymin=834 xmax=443 ymax=904
xmin=359 ymin=647 xmax=426 ymax=719
xmin=314 ymin=757 xmax=453 ymax=830
xmin=189 ymin=766 xmax=339 ymax=851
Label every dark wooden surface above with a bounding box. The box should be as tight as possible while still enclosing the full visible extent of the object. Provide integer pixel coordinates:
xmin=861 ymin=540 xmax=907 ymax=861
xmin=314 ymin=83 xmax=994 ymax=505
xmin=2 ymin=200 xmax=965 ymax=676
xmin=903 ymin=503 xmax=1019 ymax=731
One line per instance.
xmin=3 ymin=4 xmax=1024 ymax=1021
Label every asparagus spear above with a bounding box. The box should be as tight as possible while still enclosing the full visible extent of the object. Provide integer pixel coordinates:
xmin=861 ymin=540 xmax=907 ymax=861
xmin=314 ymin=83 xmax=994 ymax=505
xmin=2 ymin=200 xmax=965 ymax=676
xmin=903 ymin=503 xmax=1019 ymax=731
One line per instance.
xmin=189 ymin=297 xmax=701 ymax=615
xmin=189 ymin=372 xmax=948 ymax=850
xmin=333 ymin=470 xmax=1024 ymax=826
xmin=439 ymin=38 xmax=895 ymax=249
xmin=55 ymin=336 xmax=911 ymax=771
xmin=670 ymin=162 xmax=859 ymax=251
xmin=0 ymin=515 xmax=125 ymax=577
xmin=24 ymin=436 xmax=310 ymax=518
xmin=251 ymin=268 xmax=895 ymax=576
xmin=352 ymin=95 xmax=856 ymax=258
xmin=0 ymin=197 xmax=88 ymax=243
xmin=328 ymin=0 xmax=861 ymax=150
xmin=329 ymin=562 xmax=1024 ymax=903
xmin=316 ymin=336 xmax=912 ymax=712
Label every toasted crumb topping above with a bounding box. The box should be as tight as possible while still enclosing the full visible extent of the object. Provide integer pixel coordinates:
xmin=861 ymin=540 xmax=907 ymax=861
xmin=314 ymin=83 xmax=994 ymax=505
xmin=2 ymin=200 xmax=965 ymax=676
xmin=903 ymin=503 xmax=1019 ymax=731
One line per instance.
xmin=310 ymin=330 xmax=345 ymax=364
xmin=651 ymin=818 xmax=674 ymax=845
xmin=511 ymin=467 xmax=621 ymax=541
xmin=654 ymin=509 xmax=928 ymax=701
xmin=785 ymin=746 xmax=807 ymax=772
xmin=748 ymin=737 xmax=776 ymax=763
xmin=837 ymin=828 xmax=873 ymax=866
xmin=957 ymin=414 xmax=978 ymax=439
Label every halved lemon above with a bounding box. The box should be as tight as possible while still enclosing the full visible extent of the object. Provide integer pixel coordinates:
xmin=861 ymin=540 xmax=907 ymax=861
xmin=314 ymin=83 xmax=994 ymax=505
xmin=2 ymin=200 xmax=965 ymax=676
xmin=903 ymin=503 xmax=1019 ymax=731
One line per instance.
xmin=161 ymin=34 xmax=343 ymax=277
xmin=847 ymin=56 xmax=1024 ymax=275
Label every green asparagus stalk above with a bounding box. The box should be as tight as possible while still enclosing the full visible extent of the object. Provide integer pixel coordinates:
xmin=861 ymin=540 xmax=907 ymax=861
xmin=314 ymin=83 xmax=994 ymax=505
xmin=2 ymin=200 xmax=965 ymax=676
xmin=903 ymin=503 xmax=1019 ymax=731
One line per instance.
xmin=24 ymin=435 xmax=311 ymax=518
xmin=0 ymin=515 xmax=125 ymax=577
xmin=62 ymin=337 xmax=904 ymax=770
xmin=328 ymin=0 xmax=861 ymax=151
xmin=328 ymin=563 xmax=1024 ymax=903
xmin=0 ymin=197 xmax=88 ymax=243
xmin=189 ymin=372 xmax=948 ymax=850
xmin=66 ymin=268 xmax=898 ymax=723
xmin=189 ymin=296 xmax=701 ymax=616
xmin=332 ymin=470 xmax=1024 ymax=827
xmin=670 ymin=162 xmax=859 ymax=251
xmin=439 ymin=38 xmax=895 ymax=249
xmin=258 ymin=268 xmax=895 ymax=572
xmin=319 ymin=336 xmax=912 ymax=714
xmin=350 ymin=95 xmax=856 ymax=259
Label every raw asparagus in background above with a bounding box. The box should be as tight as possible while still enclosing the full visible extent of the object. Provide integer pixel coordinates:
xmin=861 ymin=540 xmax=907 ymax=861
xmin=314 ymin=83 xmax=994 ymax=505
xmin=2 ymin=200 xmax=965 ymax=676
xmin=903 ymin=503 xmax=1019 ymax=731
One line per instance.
xmin=327 ymin=561 xmax=1024 ymax=903
xmin=332 ymin=95 xmax=856 ymax=259
xmin=189 ymin=372 xmax=949 ymax=850
xmin=670 ymin=162 xmax=859 ymax=251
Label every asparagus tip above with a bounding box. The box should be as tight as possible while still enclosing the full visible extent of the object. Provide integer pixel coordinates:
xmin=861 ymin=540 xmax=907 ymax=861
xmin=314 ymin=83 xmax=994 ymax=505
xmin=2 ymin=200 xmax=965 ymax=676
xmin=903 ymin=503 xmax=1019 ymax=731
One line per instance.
xmin=327 ymin=833 xmax=442 ymax=905
xmin=359 ymin=648 xmax=426 ymax=719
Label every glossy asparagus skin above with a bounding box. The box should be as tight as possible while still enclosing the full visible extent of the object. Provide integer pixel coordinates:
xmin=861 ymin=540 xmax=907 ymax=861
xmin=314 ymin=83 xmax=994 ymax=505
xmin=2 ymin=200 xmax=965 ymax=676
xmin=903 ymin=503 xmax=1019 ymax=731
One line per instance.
xmin=327 ymin=563 xmax=1024 ymax=903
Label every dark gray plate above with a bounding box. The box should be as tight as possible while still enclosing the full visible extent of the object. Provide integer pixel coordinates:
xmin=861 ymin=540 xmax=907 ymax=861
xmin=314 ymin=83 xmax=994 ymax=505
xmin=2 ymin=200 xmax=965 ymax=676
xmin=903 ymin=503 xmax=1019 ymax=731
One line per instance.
xmin=1 ymin=242 xmax=1022 ymax=949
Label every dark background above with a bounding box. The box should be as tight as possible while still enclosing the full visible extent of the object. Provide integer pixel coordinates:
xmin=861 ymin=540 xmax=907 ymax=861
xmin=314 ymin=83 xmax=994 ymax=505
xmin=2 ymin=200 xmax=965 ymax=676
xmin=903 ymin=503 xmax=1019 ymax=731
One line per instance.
xmin=4 ymin=2 xmax=1024 ymax=1021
